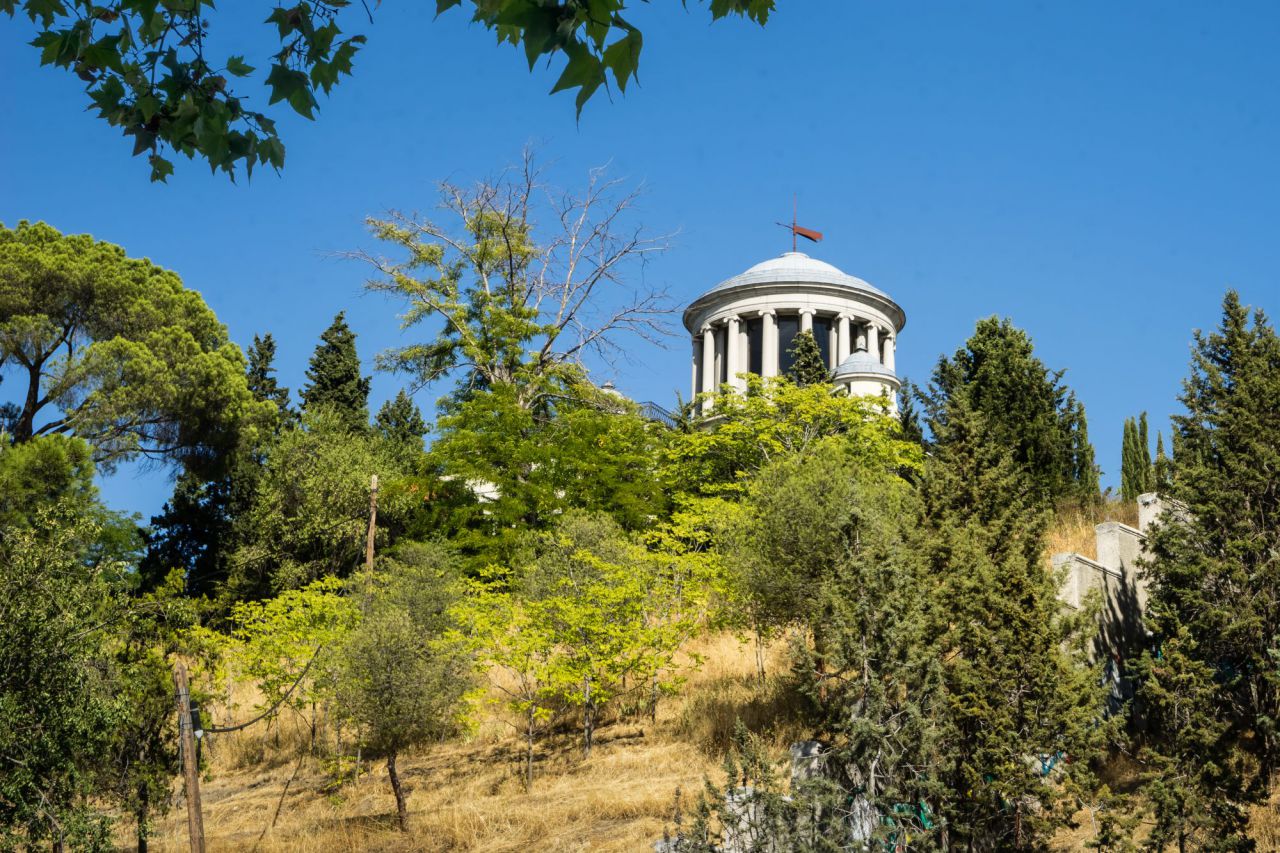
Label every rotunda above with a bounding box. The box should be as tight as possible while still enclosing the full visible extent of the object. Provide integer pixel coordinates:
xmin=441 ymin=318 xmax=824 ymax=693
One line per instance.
xmin=682 ymin=252 xmax=906 ymax=409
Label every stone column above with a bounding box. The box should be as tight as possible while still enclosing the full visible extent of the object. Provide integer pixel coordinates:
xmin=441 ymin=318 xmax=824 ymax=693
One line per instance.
xmin=837 ymin=315 xmax=852 ymax=363
xmin=701 ymin=325 xmax=717 ymax=398
xmin=855 ymin=322 xmax=868 ymax=352
xmin=867 ymin=324 xmax=880 ymax=364
xmin=799 ymin=309 xmax=814 ymax=335
xmin=884 ymin=331 xmax=896 ymax=371
xmin=761 ymin=310 xmax=778 ymax=377
xmin=691 ymin=337 xmax=701 ymax=400
xmin=725 ymin=316 xmax=742 ymax=390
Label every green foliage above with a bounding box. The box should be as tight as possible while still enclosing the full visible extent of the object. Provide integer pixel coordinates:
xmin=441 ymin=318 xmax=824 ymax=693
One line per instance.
xmin=4 ymin=1 xmax=773 ymax=180
xmin=517 ymin=511 xmax=703 ymax=756
xmin=359 ymin=158 xmax=668 ymax=409
xmin=300 ymin=312 xmax=370 ymax=432
xmin=1120 ymin=413 xmax=1154 ymax=501
xmin=426 ymin=382 xmax=668 ymax=573
xmin=664 ymin=374 xmax=922 ymax=499
xmin=227 ymin=576 xmax=359 ymax=727
xmin=106 ymin=570 xmax=201 ymax=852
xmin=457 ymin=511 xmax=712 ymax=783
xmin=0 ymin=433 xmax=96 ymax=528
xmin=0 ymin=221 xmax=269 ymax=473
xmin=923 ymin=315 xmax=1099 ymax=505
xmin=332 ymin=543 xmax=470 ymax=830
xmin=663 ymin=724 xmax=853 ymax=852
xmin=1153 ymin=431 xmax=1173 ymax=493
xmin=921 ymin=396 xmax=1111 ymax=848
xmin=375 ymin=389 xmax=427 ymax=455
xmin=246 ymin=333 xmax=293 ymax=422
xmin=226 ymin=407 xmax=418 ymax=598
xmin=785 ymin=329 xmax=828 ymax=387
xmin=0 ymin=509 xmax=124 ymax=851
xmin=1137 ymin=290 xmax=1280 ymax=849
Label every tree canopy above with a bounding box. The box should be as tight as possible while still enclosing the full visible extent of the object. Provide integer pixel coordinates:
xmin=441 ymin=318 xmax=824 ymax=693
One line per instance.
xmin=354 ymin=156 xmax=671 ymax=410
xmin=923 ymin=315 xmax=1099 ymax=506
xmin=0 ymin=221 xmax=268 ymax=472
xmin=4 ymin=0 xmax=776 ymax=181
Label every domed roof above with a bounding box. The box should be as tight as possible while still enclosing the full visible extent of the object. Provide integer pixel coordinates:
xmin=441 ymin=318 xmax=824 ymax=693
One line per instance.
xmin=833 ymin=349 xmax=897 ymax=380
xmin=703 ymin=251 xmax=891 ymax=300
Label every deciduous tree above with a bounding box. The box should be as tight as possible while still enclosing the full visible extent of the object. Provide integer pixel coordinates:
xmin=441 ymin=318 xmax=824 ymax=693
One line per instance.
xmin=3 ymin=2 xmax=776 ymax=180
xmin=332 ymin=543 xmax=470 ymax=832
xmin=353 ymin=155 xmax=671 ymax=410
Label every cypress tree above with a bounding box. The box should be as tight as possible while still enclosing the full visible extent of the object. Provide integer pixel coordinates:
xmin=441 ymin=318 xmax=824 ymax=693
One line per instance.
xmin=1137 ymin=290 xmax=1280 ymax=849
xmin=301 ymin=312 xmax=371 ymax=431
xmin=1069 ymin=396 xmax=1101 ymax=502
xmin=1120 ymin=417 xmax=1137 ymax=501
xmin=786 ymin=330 xmax=829 ymax=387
xmin=1153 ymin=432 xmax=1172 ymax=494
xmin=1138 ymin=411 xmax=1153 ymax=492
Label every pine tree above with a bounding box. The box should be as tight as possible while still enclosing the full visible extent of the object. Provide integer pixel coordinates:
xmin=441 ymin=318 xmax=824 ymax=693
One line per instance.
xmin=1137 ymin=290 xmax=1280 ymax=849
xmin=301 ymin=312 xmax=371 ymax=431
xmin=375 ymin=390 xmax=427 ymax=450
xmin=786 ymin=330 xmax=829 ymax=387
xmin=922 ymin=399 xmax=1110 ymax=848
xmin=246 ymin=333 xmax=292 ymax=418
xmin=897 ymin=379 xmax=925 ymax=446
xmin=924 ymin=317 xmax=1095 ymax=506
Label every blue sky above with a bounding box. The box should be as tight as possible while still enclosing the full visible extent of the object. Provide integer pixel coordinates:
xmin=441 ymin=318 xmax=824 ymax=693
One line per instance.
xmin=3 ymin=1 xmax=1278 ymax=519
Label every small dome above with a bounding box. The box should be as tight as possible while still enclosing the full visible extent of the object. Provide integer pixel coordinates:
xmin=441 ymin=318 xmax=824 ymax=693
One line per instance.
xmin=833 ymin=349 xmax=897 ymax=380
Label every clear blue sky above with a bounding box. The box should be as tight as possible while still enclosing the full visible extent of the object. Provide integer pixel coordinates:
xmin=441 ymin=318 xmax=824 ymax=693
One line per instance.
xmin=3 ymin=2 xmax=1278 ymax=519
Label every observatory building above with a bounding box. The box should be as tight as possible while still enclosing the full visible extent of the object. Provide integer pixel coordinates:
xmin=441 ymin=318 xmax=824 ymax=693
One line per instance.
xmin=682 ymin=251 xmax=906 ymax=408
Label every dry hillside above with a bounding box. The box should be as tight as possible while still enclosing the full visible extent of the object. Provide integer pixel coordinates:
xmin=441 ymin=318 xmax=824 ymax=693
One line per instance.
xmin=130 ymin=502 xmax=1280 ymax=851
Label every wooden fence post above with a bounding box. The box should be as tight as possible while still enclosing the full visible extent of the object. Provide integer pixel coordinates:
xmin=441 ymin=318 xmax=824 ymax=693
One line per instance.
xmin=365 ymin=473 xmax=379 ymax=572
xmin=174 ymin=662 xmax=206 ymax=853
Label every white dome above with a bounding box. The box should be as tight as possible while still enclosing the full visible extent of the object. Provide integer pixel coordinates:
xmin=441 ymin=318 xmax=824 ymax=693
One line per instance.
xmin=702 ymin=251 xmax=891 ymax=300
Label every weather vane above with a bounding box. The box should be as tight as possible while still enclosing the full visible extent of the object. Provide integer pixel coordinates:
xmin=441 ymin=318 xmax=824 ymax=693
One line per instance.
xmin=776 ymin=194 xmax=823 ymax=252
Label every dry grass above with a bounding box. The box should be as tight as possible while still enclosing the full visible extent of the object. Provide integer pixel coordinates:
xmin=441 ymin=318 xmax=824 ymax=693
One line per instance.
xmin=121 ymin=505 xmax=1251 ymax=851
xmin=1046 ymin=500 xmax=1140 ymax=563
xmin=131 ymin=633 xmax=796 ymax=852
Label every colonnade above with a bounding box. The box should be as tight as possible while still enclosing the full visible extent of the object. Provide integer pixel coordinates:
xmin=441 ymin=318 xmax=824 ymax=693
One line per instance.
xmin=691 ymin=310 xmax=896 ymax=400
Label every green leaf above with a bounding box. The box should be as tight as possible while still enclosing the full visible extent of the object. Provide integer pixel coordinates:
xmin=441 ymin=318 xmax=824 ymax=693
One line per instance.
xmin=225 ymin=55 xmax=254 ymax=77
xmin=149 ymin=154 xmax=174 ymax=182
xmin=136 ymin=94 xmax=161 ymax=122
xmin=602 ymin=28 xmax=641 ymax=93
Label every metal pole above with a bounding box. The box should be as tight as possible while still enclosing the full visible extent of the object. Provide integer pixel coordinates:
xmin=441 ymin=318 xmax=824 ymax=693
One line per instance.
xmin=173 ymin=662 xmax=206 ymax=853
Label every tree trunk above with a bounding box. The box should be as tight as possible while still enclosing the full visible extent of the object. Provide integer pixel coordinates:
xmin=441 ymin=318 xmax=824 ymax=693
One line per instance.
xmin=136 ymin=787 xmax=150 ymax=853
xmin=525 ymin=711 xmax=536 ymax=791
xmin=582 ymin=678 xmax=594 ymax=759
xmin=387 ymin=751 xmax=408 ymax=832
xmin=15 ymin=361 xmax=42 ymax=443
xmin=754 ymin=627 xmax=766 ymax=683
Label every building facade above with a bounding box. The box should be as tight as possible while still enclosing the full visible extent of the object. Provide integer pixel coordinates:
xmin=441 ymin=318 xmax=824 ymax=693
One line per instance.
xmin=682 ymin=251 xmax=906 ymax=408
